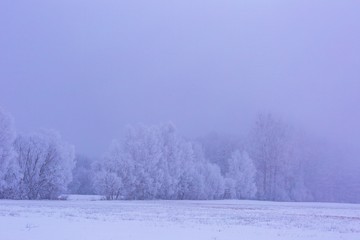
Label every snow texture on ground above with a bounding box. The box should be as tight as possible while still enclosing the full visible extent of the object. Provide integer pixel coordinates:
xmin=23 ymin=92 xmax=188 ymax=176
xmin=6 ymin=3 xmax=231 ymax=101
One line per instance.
xmin=0 ymin=197 xmax=359 ymax=240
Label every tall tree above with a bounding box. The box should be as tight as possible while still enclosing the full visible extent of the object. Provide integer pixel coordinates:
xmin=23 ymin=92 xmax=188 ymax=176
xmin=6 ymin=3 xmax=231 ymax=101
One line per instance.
xmin=0 ymin=109 xmax=17 ymax=198
xmin=68 ymin=154 xmax=95 ymax=195
xmin=248 ymin=113 xmax=305 ymax=201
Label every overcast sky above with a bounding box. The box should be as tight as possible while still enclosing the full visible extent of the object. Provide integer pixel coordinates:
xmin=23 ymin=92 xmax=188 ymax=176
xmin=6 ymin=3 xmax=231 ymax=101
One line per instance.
xmin=1 ymin=0 xmax=359 ymax=156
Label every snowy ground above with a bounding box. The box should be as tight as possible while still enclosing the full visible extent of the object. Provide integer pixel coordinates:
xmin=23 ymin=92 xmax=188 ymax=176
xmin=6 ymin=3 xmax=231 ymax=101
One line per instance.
xmin=0 ymin=197 xmax=359 ymax=240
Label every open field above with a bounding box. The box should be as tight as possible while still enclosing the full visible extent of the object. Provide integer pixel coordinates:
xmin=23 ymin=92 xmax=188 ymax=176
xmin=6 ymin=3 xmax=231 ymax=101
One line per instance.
xmin=0 ymin=197 xmax=359 ymax=240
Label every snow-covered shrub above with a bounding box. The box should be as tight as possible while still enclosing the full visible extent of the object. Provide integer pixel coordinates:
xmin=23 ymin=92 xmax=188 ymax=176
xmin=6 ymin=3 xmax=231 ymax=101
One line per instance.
xmin=14 ymin=130 xmax=75 ymax=199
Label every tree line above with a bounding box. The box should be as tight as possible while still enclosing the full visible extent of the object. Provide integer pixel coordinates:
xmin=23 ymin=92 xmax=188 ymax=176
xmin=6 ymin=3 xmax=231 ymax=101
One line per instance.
xmin=0 ymin=107 xmax=359 ymax=202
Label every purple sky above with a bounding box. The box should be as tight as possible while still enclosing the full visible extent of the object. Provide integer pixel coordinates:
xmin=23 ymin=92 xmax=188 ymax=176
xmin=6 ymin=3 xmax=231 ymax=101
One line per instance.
xmin=1 ymin=1 xmax=359 ymax=156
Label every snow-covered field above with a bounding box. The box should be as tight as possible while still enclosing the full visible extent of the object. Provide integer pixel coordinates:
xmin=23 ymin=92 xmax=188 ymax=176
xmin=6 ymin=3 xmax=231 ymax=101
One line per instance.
xmin=0 ymin=197 xmax=359 ymax=240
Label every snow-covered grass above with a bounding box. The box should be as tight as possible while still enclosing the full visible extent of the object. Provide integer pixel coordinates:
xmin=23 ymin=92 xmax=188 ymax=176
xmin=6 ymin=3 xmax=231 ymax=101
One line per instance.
xmin=0 ymin=197 xmax=359 ymax=240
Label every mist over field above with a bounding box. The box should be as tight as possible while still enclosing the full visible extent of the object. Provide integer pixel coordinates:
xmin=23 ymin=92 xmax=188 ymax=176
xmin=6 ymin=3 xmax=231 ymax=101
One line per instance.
xmin=1 ymin=1 xmax=360 ymax=239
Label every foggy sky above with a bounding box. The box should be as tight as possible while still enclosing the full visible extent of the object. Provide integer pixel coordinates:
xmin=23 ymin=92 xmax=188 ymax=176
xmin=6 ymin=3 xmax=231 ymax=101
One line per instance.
xmin=1 ymin=0 xmax=359 ymax=157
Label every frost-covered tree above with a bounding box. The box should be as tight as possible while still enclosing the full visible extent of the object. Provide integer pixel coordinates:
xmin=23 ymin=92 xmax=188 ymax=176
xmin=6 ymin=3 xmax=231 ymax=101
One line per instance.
xmin=248 ymin=113 xmax=309 ymax=201
xmin=201 ymin=162 xmax=225 ymax=199
xmin=123 ymin=125 xmax=163 ymax=199
xmin=14 ymin=130 xmax=75 ymax=199
xmin=68 ymin=155 xmax=95 ymax=195
xmin=198 ymin=132 xmax=242 ymax=175
xmin=0 ymin=109 xmax=17 ymax=198
xmin=95 ymin=123 xmax=226 ymax=200
xmin=154 ymin=123 xmax=176 ymax=199
xmin=226 ymin=150 xmax=257 ymax=199
xmin=94 ymin=171 xmax=122 ymax=200
xmin=94 ymin=140 xmax=136 ymax=199
xmin=248 ymin=113 xmax=289 ymax=200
